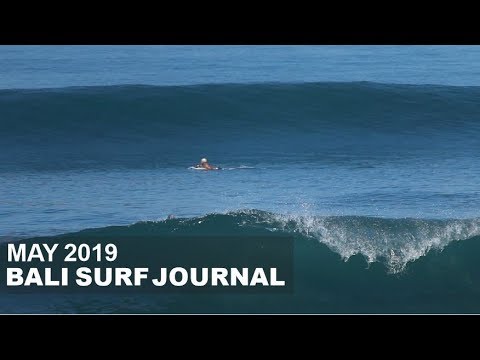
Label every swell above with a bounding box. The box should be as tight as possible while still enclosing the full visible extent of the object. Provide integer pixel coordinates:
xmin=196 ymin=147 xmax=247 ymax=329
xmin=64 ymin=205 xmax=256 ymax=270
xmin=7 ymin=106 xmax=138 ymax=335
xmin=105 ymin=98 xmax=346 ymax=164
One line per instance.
xmin=2 ymin=82 xmax=480 ymax=134
xmin=1 ymin=82 xmax=480 ymax=170
xmin=51 ymin=209 xmax=480 ymax=274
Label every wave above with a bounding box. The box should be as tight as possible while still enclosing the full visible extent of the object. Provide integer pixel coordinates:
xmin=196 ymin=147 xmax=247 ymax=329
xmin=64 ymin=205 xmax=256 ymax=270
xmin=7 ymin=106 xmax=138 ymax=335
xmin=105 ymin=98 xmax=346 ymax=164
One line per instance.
xmin=2 ymin=82 xmax=480 ymax=170
xmin=6 ymin=209 xmax=480 ymax=313
xmin=61 ymin=209 xmax=480 ymax=274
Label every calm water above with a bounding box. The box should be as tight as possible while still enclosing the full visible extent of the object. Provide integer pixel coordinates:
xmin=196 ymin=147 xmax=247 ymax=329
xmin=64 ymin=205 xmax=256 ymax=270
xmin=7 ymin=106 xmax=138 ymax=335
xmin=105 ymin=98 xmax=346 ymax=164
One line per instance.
xmin=2 ymin=45 xmax=480 ymax=89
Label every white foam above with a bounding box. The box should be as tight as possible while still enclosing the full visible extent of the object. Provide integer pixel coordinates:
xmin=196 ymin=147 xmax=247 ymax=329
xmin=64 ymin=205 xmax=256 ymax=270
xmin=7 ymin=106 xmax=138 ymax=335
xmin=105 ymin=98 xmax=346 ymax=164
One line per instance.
xmin=232 ymin=209 xmax=480 ymax=273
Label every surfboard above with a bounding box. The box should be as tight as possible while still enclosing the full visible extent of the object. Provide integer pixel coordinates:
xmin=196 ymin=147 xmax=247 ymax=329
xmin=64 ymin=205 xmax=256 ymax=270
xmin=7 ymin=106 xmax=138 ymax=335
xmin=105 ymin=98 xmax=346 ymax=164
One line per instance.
xmin=188 ymin=166 xmax=221 ymax=170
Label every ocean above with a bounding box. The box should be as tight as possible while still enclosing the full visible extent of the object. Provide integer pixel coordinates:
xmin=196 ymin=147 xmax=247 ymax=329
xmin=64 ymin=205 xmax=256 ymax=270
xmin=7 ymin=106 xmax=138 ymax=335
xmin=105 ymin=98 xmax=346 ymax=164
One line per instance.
xmin=1 ymin=45 xmax=480 ymax=313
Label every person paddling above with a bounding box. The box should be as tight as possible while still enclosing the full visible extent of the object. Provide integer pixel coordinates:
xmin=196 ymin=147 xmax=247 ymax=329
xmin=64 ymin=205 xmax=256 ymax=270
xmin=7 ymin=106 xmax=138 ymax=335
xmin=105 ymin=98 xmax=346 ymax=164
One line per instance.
xmin=196 ymin=158 xmax=219 ymax=170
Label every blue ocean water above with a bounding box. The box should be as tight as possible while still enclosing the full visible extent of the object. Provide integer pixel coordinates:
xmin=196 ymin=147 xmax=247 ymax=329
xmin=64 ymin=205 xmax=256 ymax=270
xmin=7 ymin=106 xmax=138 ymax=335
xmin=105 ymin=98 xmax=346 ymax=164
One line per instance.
xmin=1 ymin=46 xmax=480 ymax=313
xmin=3 ymin=45 xmax=480 ymax=88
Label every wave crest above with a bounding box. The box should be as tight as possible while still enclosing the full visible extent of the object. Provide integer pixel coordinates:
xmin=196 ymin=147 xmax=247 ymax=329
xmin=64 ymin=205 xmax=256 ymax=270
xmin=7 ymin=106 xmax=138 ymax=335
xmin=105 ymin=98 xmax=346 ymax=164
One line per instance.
xmin=76 ymin=209 xmax=480 ymax=273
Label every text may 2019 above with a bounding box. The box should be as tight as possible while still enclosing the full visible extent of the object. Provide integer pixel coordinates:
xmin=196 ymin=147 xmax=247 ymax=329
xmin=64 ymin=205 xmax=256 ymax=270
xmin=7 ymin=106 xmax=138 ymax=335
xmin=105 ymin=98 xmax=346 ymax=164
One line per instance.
xmin=4 ymin=243 xmax=286 ymax=287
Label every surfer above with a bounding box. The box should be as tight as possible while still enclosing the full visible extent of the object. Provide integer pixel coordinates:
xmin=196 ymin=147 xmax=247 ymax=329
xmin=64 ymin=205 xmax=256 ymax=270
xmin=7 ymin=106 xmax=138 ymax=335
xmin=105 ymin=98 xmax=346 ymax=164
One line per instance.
xmin=195 ymin=158 xmax=219 ymax=170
